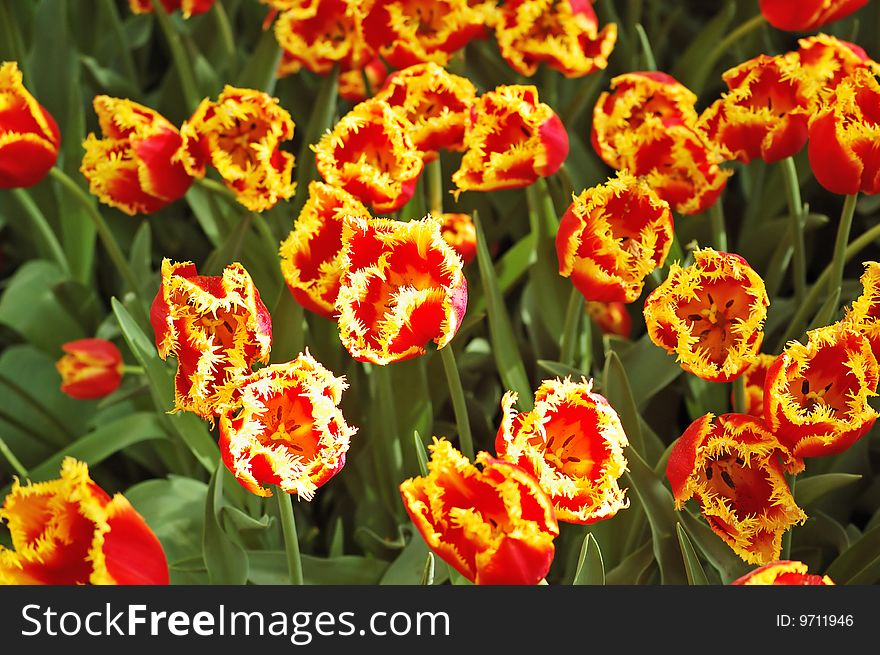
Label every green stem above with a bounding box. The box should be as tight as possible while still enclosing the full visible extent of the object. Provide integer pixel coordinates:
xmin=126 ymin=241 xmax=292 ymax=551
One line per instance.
xmin=48 ymin=168 xmax=148 ymax=319
xmin=10 ymin=189 xmax=70 ymax=275
xmin=101 ymin=0 xmax=138 ymax=85
xmin=580 ymin=311 xmax=593 ymax=374
xmin=121 ymin=364 xmax=145 ymax=375
xmin=776 ymin=193 xmax=864 ymax=349
xmin=427 ymin=158 xmax=444 ymax=215
xmin=151 ymin=0 xmax=202 ymax=112
xmin=373 ymin=364 xmax=404 ymax=515
xmin=212 ymin=1 xmax=237 ymax=70
xmin=275 ymin=489 xmax=304 ymax=585
xmin=360 ymin=67 xmax=374 ymax=98
xmin=559 ymin=286 xmax=583 ymax=366
xmin=781 ymin=156 xmax=807 ymax=304
xmin=634 ymin=23 xmax=657 ymax=71
xmin=439 ymin=343 xmax=474 ymax=461
xmin=0 ymin=437 xmax=28 ymax=479
xmin=781 ymin=474 xmax=795 ymax=559
xmin=709 ymin=200 xmax=727 ymax=252
xmin=732 ymin=375 xmax=746 ymax=414
xmin=827 ymin=194 xmax=858 ymax=308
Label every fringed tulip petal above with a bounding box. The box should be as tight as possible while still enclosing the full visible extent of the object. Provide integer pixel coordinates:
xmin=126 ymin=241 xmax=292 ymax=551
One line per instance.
xmin=556 ymin=171 xmax=673 ymax=303
xmin=218 ymin=351 xmax=356 ymax=499
xmin=400 ymin=438 xmax=559 ymax=585
xmin=644 ymin=248 xmax=769 ymax=383
xmin=496 ymin=378 xmax=629 ymax=525
xmin=666 ymin=413 xmax=806 ymax=565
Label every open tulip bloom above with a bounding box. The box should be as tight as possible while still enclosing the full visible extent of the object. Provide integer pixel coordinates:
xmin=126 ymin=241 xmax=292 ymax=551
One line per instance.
xmin=644 ymin=249 xmax=769 ymax=383
xmin=731 ymin=560 xmax=834 ymax=586
xmin=0 ymin=458 xmax=168 ymax=585
xmin=667 ymin=413 xmax=806 ymax=565
xmin=335 ymin=214 xmax=467 ymax=365
xmin=400 ymin=439 xmax=559 ymax=585
xmin=150 ymin=259 xmax=273 ymax=420
xmin=496 ymin=378 xmax=629 ymax=525
xmin=56 ymin=338 xmax=124 ymax=400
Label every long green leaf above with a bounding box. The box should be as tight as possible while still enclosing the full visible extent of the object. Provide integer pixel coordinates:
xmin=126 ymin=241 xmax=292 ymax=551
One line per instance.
xmin=572 ymin=532 xmax=605 ymax=585
xmin=602 ymin=350 xmax=644 ymax=456
xmin=203 ymin=463 xmax=249 ymax=585
xmin=112 ymin=298 xmax=219 ymax=473
xmin=826 ymin=524 xmax=880 ymax=584
xmin=795 ymin=473 xmax=862 ymax=508
xmin=676 ymin=523 xmax=710 ymax=585
xmin=474 ymin=212 xmax=533 ymax=407
xmin=678 ymin=508 xmax=750 ymax=583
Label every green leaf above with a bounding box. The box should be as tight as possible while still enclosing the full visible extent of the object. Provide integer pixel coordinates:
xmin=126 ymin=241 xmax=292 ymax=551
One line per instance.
xmin=112 ymin=298 xmax=219 ymax=473
xmin=125 ymin=475 xmax=209 ymax=583
xmin=602 ymin=350 xmax=644 ymax=456
xmin=795 ymin=473 xmax=862 ymax=508
xmin=572 ymin=532 xmax=605 ymax=585
xmin=203 ymin=463 xmax=249 ymax=585
xmin=413 ymin=431 xmax=429 ymax=477
xmin=525 ymin=180 xmax=568 ymax=340
xmin=605 ymin=541 xmax=655 ymax=585
xmin=235 ymin=25 xmax=282 ymax=93
xmin=248 ymin=552 xmax=390 ymax=585
xmin=612 ymin=335 xmax=682 ymax=407
xmin=671 ymin=0 xmax=736 ymax=93
xmin=420 ymin=553 xmax=436 ymax=585
xmin=0 ymin=261 xmax=85 ymax=353
xmin=380 ymin=527 xmax=449 ymax=585
xmin=473 ymin=212 xmax=533 ymax=408
xmin=826 ymin=524 xmax=880 ymax=584
xmin=7 ymin=413 xmax=167 ymax=494
xmin=624 ymin=445 xmax=688 ymax=584
xmin=537 ymin=359 xmax=584 ymax=379
xmin=676 ymin=523 xmax=710 ymax=585
xmin=678 ymin=508 xmax=750 ymax=583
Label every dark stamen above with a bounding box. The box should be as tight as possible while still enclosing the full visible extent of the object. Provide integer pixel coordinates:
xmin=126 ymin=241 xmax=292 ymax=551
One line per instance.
xmin=688 ymin=314 xmax=703 ymax=322
xmin=705 ymin=466 xmax=713 ymax=480
xmin=721 ymin=471 xmax=736 ymax=489
xmin=801 ymin=380 xmax=810 ymax=395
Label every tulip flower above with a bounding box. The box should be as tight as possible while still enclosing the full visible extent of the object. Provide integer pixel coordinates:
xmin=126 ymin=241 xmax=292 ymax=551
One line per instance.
xmin=0 ymin=61 xmax=60 ymax=189
xmin=758 ymin=0 xmax=868 ymax=32
xmin=731 ymin=560 xmax=834 ymax=585
xmin=644 ymin=248 xmax=769 ymax=383
xmin=842 ymin=261 xmax=880 ymax=360
xmin=494 ymin=0 xmax=617 ymax=78
xmin=453 ymin=85 xmax=568 ymax=192
xmin=56 ymin=338 xmax=124 ymax=400
xmin=274 ymin=0 xmax=373 ymax=77
xmin=699 ymin=54 xmax=813 ymax=164
xmin=373 ymin=63 xmax=476 ymax=158
xmin=362 ymin=0 xmax=487 ymax=69
xmin=81 ymin=96 xmax=193 ymax=215
xmin=586 ymin=301 xmax=632 ymax=339
xmin=314 ymin=98 xmax=424 ymax=213
xmin=439 ymin=212 xmax=477 ymax=265
xmin=796 ymin=34 xmax=880 ymax=91
xmin=496 ymin=378 xmax=629 ymax=525
xmin=591 ymin=71 xmax=700 ymax=170
xmin=400 ymin=438 xmax=559 ymax=585
xmin=279 ymin=181 xmax=372 ymax=318
xmin=179 ymin=86 xmax=296 ymax=212
xmin=666 ymin=413 xmax=806 ymax=565
xmin=556 ymin=171 xmax=674 ymax=303
xmin=336 ymin=214 xmax=468 ymax=365
xmin=0 ymin=458 xmax=169 ymax=584
xmin=592 ymin=72 xmax=730 ymax=214
xmin=128 ymin=0 xmax=216 ymax=17
xmin=218 ymin=351 xmax=357 ymax=499
xmin=808 ymin=68 xmax=880 ymax=196
xmin=764 ymin=323 xmax=879 ymax=461
xmin=150 ymin=259 xmax=273 ymax=420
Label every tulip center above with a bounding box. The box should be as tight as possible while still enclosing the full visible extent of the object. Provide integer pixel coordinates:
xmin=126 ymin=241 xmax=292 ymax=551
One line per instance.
xmin=217 ymin=116 xmax=270 ymax=171
xmin=540 ymin=413 xmax=605 ymax=481
xmin=199 ymin=309 xmax=243 ymax=351
xmin=261 ymin=392 xmax=319 ymax=461
xmin=701 ymin=454 xmax=774 ymax=519
xmin=742 ymin=69 xmax=803 ymax=118
xmin=484 ymin=111 xmax=533 ymax=154
xmin=793 ymin=374 xmax=847 ymax=417
xmin=677 ymin=286 xmax=750 ymax=364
